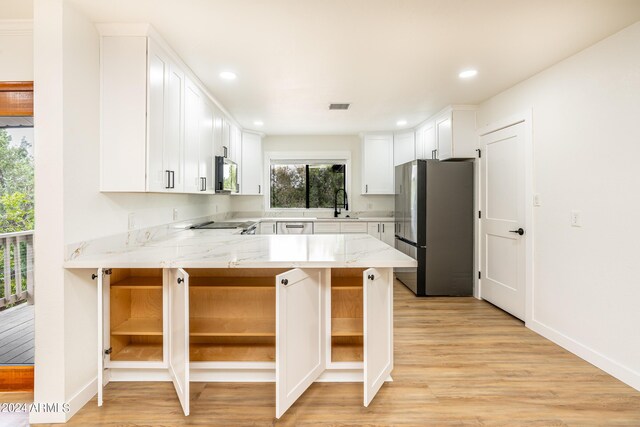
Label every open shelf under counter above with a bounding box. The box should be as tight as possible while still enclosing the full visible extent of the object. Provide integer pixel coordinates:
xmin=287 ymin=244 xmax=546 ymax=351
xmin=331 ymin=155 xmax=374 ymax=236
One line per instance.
xmin=190 ymin=317 xmax=275 ymax=337
xmin=111 ymin=318 xmax=163 ymax=336
xmin=189 ymin=276 xmax=276 ymax=288
xmin=110 ymin=276 xmax=163 ymax=289
xmin=332 ymin=341 xmax=363 ymax=362
xmin=331 ymin=276 xmax=364 ymax=289
xmin=110 ymin=342 xmax=163 ymax=362
xmin=190 ymin=343 xmax=275 ymax=362
xmin=331 ymin=317 xmax=363 ymax=337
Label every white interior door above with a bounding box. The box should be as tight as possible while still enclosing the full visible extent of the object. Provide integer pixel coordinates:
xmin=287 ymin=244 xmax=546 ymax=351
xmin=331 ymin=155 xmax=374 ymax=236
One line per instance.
xmin=275 ymin=268 xmax=324 ymax=419
xmin=169 ymin=268 xmax=190 ymax=416
xmin=97 ymin=268 xmax=110 ymax=406
xmin=480 ymin=122 xmax=526 ymax=320
xmin=363 ymin=268 xmax=393 ymax=407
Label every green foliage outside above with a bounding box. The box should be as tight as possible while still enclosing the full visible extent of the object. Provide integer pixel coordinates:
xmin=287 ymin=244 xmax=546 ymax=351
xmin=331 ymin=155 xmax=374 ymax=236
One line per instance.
xmin=0 ymin=128 xmax=34 ymax=233
xmin=270 ymin=164 xmax=345 ymax=209
xmin=0 ymin=128 xmax=34 ymax=305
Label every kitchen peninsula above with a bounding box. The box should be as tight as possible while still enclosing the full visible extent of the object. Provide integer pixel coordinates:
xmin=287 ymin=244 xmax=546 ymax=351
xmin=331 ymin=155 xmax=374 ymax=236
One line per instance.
xmin=64 ymin=229 xmax=416 ymax=418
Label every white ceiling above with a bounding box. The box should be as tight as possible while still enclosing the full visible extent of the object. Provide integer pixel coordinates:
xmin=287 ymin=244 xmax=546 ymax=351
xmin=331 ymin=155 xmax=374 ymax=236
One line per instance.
xmin=15 ymin=1 xmax=640 ymax=134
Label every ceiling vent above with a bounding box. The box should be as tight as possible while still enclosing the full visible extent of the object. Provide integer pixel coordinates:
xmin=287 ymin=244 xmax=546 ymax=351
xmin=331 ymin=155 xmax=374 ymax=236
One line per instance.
xmin=329 ymin=103 xmax=350 ymax=110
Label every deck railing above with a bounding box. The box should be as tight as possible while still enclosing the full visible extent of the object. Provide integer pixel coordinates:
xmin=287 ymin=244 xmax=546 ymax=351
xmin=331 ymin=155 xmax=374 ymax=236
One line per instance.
xmin=0 ymin=231 xmax=34 ymax=310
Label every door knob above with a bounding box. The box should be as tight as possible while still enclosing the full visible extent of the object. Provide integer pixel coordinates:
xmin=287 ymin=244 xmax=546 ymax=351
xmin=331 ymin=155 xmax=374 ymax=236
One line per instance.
xmin=367 ymin=274 xmax=375 ymax=281
xmin=281 ymin=279 xmax=288 ymax=285
xmin=509 ymin=228 xmax=525 ymax=236
xmin=177 ymin=277 xmax=184 ymax=284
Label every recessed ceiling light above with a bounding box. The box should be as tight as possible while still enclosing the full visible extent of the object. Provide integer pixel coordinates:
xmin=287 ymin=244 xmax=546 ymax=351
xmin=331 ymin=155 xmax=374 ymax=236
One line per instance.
xmin=459 ymin=69 xmax=478 ymax=79
xmin=253 ymin=121 xmax=264 ymax=126
xmin=219 ymin=71 xmax=237 ymax=80
xmin=396 ymin=120 xmax=407 ymax=126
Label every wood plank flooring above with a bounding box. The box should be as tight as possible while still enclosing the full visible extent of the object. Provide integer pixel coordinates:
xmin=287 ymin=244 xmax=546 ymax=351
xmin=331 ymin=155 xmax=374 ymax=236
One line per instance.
xmin=3 ymin=281 xmax=640 ymax=426
xmin=0 ymin=304 xmax=34 ymax=364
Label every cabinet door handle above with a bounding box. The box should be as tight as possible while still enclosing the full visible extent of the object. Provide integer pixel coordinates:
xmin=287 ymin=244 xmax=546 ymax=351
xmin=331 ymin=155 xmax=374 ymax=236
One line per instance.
xmin=367 ymin=274 xmax=375 ymax=281
xmin=378 ymin=224 xmax=380 ymax=233
xmin=365 ymin=184 xmax=368 ymax=193
xmin=165 ymin=170 xmax=172 ymax=189
xmin=223 ymin=146 xmax=228 ymax=158
xmin=203 ymin=177 xmax=207 ymax=191
xmin=281 ymin=278 xmax=289 ymax=285
xmin=172 ymin=171 xmax=175 ymax=189
xmin=382 ymin=223 xmax=385 ymax=233
xmin=258 ymin=184 xmax=261 ymax=194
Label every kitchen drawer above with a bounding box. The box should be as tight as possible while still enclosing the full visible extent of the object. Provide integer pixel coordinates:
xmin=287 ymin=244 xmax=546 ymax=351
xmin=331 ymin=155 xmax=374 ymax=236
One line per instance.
xmin=314 ymin=222 xmax=341 ymax=234
xmin=339 ymin=222 xmax=367 ymax=234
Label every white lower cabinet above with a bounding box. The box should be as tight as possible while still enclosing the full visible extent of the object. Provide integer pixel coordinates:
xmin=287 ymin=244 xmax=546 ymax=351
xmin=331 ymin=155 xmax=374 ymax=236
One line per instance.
xmin=259 ymin=221 xmax=277 ymax=235
xmin=96 ymin=266 xmax=393 ymax=418
xmin=367 ymin=222 xmax=396 ymax=246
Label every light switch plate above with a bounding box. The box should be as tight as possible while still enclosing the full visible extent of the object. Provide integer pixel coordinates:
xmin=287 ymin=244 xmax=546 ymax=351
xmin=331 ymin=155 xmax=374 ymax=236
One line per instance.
xmin=533 ymin=194 xmax=541 ymax=207
xmin=128 ymin=212 xmax=136 ymax=230
xmin=570 ymin=210 xmax=582 ymax=227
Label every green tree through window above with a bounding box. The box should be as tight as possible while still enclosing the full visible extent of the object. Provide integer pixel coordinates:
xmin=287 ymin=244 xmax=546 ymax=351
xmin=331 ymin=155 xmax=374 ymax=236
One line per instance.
xmin=0 ymin=128 xmax=34 ymax=233
xmin=270 ymin=163 xmax=346 ymax=209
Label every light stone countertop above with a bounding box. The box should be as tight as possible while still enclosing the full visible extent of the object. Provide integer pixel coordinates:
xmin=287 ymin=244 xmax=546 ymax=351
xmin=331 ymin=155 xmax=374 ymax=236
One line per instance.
xmin=64 ymin=229 xmax=416 ymax=269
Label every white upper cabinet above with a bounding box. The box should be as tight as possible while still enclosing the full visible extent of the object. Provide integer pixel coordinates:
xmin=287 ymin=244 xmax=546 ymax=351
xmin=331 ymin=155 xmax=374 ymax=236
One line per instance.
xmin=434 ymin=106 xmax=477 ymax=160
xmin=199 ymin=100 xmax=215 ymax=193
xmin=415 ymin=121 xmax=436 ymax=160
xmin=99 ymin=26 xmax=238 ymax=194
xmin=183 ymin=77 xmax=202 ymax=193
xmin=361 ymin=134 xmax=394 ymax=195
xmin=393 ymin=131 xmax=415 ymax=166
xmin=240 ymin=132 xmax=263 ymax=195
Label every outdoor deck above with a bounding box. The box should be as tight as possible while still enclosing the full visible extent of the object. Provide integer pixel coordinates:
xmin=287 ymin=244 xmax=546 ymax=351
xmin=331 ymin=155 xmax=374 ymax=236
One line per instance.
xmin=0 ymin=304 xmax=34 ymax=364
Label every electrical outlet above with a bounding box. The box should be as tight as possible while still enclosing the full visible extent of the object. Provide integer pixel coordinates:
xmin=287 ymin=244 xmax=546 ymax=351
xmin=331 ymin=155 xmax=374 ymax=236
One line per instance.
xmin=570 ymin=210 xmax=582 ymax=227
xmin=173 ymin=208 xmax=179 ymax=221
xmin=128 ymin=213 xmax=136 ymax=230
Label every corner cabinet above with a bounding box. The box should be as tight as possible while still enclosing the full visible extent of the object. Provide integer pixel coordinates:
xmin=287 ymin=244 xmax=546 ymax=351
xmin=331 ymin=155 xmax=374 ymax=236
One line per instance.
xmin=361 ymin=134 xmax=394 ymax=195
xmin=95 ymin=266 xmax=394 ymax=418
xmin=393 ymin=131 xmax=415 ymax=166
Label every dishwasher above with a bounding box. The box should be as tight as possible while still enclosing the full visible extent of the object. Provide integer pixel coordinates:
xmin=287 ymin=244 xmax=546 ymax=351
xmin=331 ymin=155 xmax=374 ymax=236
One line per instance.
xmin=276 ymin=221 xmax=314 ymax=234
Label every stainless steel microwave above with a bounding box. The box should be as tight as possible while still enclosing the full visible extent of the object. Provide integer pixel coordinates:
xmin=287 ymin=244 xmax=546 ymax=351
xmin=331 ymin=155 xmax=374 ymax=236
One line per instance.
xmin=215 ymin=156 xmax=238 ymax=194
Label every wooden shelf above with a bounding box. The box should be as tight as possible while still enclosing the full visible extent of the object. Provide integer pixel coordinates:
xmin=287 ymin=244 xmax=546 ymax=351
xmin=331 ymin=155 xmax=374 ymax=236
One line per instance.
xmin=190 ymin=277 xmax=275 ymax=288
xmin=332 ymin=317 xmax=363 ymax=337
xmin=190 ymin=317 xmax=275 ymax=337
xmin=332 ymin=342 xmax=363 ymax=362
xmin=111 ymin=277 xmax=163 ymax=289
xmin=112 ymin=318 xmax=163 ymax=336
xmin=190 ymin=343 xmax=275 ymax=362
xmin=331 ymin=277 xmax=363 ymax=289
xmin=110 ymin=343 xmax=163 ymax=362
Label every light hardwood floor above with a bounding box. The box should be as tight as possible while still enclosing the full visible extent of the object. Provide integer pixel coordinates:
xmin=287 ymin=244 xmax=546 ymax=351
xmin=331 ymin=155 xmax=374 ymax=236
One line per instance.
xmin=2 ymin=280 xmax=640 ymax=426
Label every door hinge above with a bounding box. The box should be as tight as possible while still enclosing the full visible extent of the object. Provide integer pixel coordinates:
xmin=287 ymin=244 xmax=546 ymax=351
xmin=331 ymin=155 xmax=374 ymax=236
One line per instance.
xmin=476 ymin=148 xmax=482 ymax=158
xmin=478 ymin=271 xmax=481 ymax=279
xmin=478 ymin=211 xmax=481 ymax=219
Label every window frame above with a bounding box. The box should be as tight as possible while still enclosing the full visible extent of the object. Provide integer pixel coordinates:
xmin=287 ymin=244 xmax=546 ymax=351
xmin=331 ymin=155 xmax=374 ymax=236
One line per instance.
xmin=264 ymin=151 xmax=351 ymax=212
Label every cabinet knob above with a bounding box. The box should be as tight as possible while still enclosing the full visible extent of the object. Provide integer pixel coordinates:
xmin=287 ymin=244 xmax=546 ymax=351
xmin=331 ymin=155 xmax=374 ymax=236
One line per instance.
xmin=177 ymin=277 xmax=184 ymax=284
xmin=367 ymin=274 xmax=375 ymax=281
xmin=281 ymin=278 xmax=289 ymax=285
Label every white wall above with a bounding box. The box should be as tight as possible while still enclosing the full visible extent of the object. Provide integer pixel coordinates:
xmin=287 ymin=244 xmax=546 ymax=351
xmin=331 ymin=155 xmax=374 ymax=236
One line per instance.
xmin=231 ymin=135 xmax=394 ymax=214
xmin=477 ymin=21 xmax=640 ymax=390
xmin=0 ymin=31 xmax=32 ymax=81
xmin=32 ymin=0 xmax=230 ymax=422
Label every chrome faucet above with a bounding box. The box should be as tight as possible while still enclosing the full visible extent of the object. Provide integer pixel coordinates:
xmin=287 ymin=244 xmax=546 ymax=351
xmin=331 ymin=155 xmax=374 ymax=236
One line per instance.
xmin=334 ymin=189 xmax=348 ymax=218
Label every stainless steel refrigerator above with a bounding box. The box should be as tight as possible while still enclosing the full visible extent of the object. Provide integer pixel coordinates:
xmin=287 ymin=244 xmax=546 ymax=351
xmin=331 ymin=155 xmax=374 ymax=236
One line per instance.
xmin=394 ymin=160 xmax=474 ymax=296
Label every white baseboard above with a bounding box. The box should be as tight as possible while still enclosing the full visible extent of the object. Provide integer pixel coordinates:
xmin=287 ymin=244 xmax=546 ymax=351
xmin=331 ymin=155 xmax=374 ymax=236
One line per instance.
xmin=528 ymin=319 xmax=640 ymax=391
xmin=28 ymin=378 xmax=96 ymax=424
xmin=65 ymin=377 xmax=98 ymax=421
